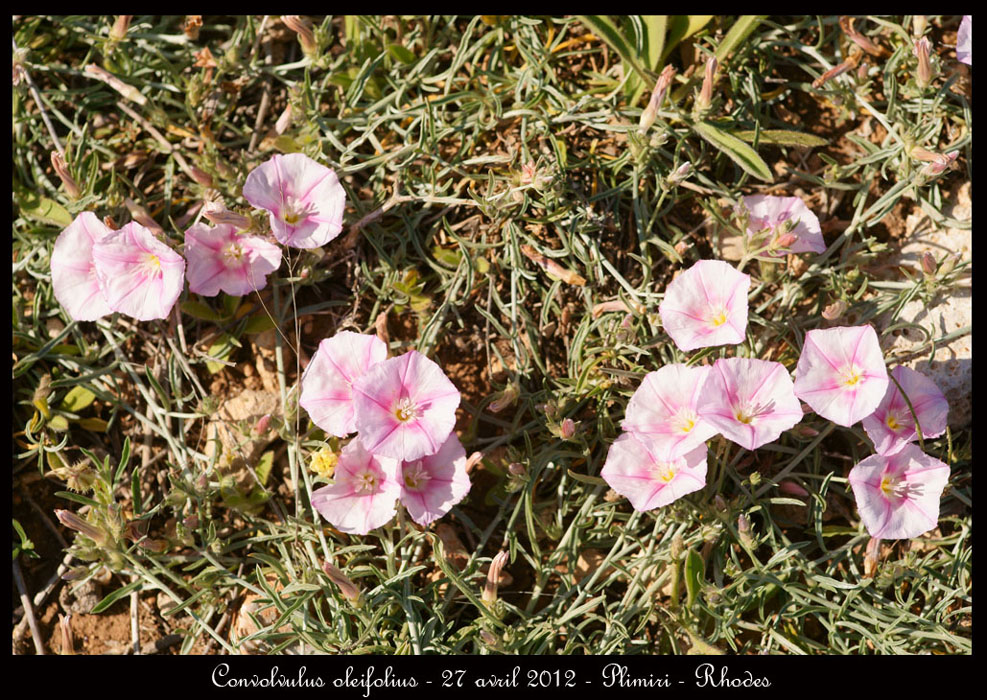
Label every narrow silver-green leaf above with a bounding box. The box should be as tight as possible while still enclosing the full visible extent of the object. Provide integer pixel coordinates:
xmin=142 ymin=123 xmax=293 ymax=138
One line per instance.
xmin=692 ymin=121 xmax=774 ymax=182
xmin=732 ymin=129 xmax=829 ymax=148
xmin=578 ymin=15 xmax=653 ymax=85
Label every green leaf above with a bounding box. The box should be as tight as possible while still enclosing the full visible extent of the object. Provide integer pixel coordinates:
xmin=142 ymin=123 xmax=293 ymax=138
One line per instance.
xmin=115 ymin=436 xmax=131 ymax=484
xmin=76 ymin=417 xmax=108 ymax=432
xmin=732 ymin=129 xmax=829 ymax=148
xmin=692 ymin=121 xmax=773 ymax=182
xmin=91 ymin=579 xmax=142 ymax=614
xmin=684 ymin=549 xmax=705 ymax=609
xmin=49 ymin=415 xmax=70 ymax=431
xmin=255 ymin=451 xmax=274 ymax=487
xmin=566 ymin=469 xmax=608 ymax=487
xmin=14 ymin=189 xmax=73 ymax=228
xmin=433 ymin=245 xmax=462 ymax=268
xmin=386 ymin=43 xmax=415 ymax=64
xmin=180 ymin=300 xmax=223 ymax=322
xmin=242 ymin=313 xmax=276 ymax=335
xmin=663 ymin=15 xmax=713 ymax=63
xmin=578 ymin=15 xmax=653 ymax=85
xmin=59 ymin=385 xmax=96 ymax=413
xmin=714 ymin=15 xmax=765 ymax=63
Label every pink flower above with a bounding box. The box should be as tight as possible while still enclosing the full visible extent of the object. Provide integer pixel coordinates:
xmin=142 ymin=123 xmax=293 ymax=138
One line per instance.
xmin=957 ymin=16 xmax=971 ymax=66
xmin=399 ymin=433 xmax=471 ymax=526
xmin=861 ymin=366 xmax=948 ymax=455
xmin=601 ymin=433 xmax=708 ymax=511
xmin=698 ymin=358 xmax=803 ymax=450
xmin=659 ymin=260 xmax=750 ymax=352
xmin=352 ymin=351 xmax=460 ymax=462
xmin=310 ymin=438 xmax=401 ymax=535
xmin=741 ymin=195 xmax=825 ymax=255
xmin=793 ymin=325 xmax=888 ymax=427
xmin=91 ymin=222 xmax=185 ymax=321
xmin=300 ymin=331 xmax=388 ymax=437
xmin=848 ymin=444 xmax=950 ymax=539
xmin=50 ymin=212 xmax=114 ymax=322
xmin=621 ymin=364 xmax=719 ymax=457
xmin=242 ymin=153 xmax=346 ymax=249
xmin=184 ymin=222 xmax=281 ymax=297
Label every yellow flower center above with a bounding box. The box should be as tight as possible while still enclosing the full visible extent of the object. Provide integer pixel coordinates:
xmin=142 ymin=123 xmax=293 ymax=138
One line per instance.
xmin=654 ymin=462 xmax=677 ymax=483
xmin=885 ymin=413 xmax=901 ymax=431
xmin=146 ymin=254 xmax=161 ymax=272
xmin=709 ymin=308 xmax=728 ymax=327
xmin=673 ymin=409 xmax=698 ymax=433
xmin=735 ymin=409 xmax=754 ymax=425
xmin=841 ymin=365 xmax=864 ymax=387
xmin=403 ymin=461 xmax=431 ymax=490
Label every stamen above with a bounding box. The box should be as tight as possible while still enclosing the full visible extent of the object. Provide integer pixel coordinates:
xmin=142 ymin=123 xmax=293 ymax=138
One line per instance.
xmin=840 ymin=365 xmax=864 ymax=387
xmin=885 ymin=412 xmax=901 ymax=431
xmin=653 ymin=462 xmax=677 ymax=483
xmin=403 ymin=461 xmax=431 ymax=490
xmin=353 ymin=470 xmax=378 ymax=495
xmin=394 ymin=396 xmax=419 ymax=422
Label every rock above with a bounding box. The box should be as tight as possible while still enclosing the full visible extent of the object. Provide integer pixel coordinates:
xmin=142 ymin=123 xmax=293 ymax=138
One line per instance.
xmin=880 ymin=182 xmax=971 ymax=428
xmin=204 ymin=389 xmax=281 ymax=465
xmin=59 ymin=578 xmax=102 ymax=614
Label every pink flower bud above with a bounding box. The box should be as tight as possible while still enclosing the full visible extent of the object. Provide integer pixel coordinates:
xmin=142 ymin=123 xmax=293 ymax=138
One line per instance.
xmin=508 ymin=462 xmax=526 ymax=477
xmin=919 ymin=150 xmax=958 ymax=177
xmin=921 ymin=251 xmax=937 ymax=276
xmin=281 ymin=15 xmax=318 ymax=61
xmin=50 ymin=151 xmax=81 ymax=199
xmin=55 ymin=509 xmax=107 ymax=545
xmin=666 ymin=161 xmax=692 ymax=187
xmin=773 ymin=232 xmax=798 ymax=250
xmin=696 ymin=57 xmax=717 ymax=113
xmin=638 ymin=65 xmax=676 ymax=134
xmin=253 ymin=413 xmax=272 ymax=435
xmin=482 ymin=550 xmax=510 ymax=605
xmin=202 ymin=201 xmax=252 ymax=230
xmin=839 ymin=16 xmax=884 ymax=57
xmin=274 ymin=104 xmax=293 ymax=135
xmin=559 ymin=418 xmax=576 ymax=440
xmin=188 ymin=166 xmax=213 ymax=188
xmin=323 ymin=560 xmax=363 ymax=607
xmin=465 ymin=451 xmax=484 ymax=474
xmin=778 ymin=480 xmax=809 ymax=497
xmin=913 ymin=37 xmax=935 ymax=88
xmin=488 ymin=383 xmax=519 ymax=413
xmin=59 ymin=614 xmax=74 ymax=655
xmin=109 ymin=15 xmax=133 ymax=43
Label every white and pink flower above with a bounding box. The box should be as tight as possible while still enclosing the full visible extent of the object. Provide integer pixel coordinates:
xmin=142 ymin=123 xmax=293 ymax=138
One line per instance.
xmin=50 ymin=212 xmax=114 ymax=322
xmin=310 ymin=438 xmax=401 ymax=535
xmin=848 ymin=443 xmax=950 ymax=540
xmin=399 ymin=433 xmax=471 ymax=526
xmin=861 ymin=366 xmax=948 ymax=455
xmin=184 ymin=222 xmax=281 ymax=297
xmin=300 ymin=331 xmax=388 ymax=437
xmin=621 ymin=363 xmax=718 ymax=458
xmin=957 ymin=16 xmax=971 ymax=66
xmin=601 ymin=433 xmax=708 ymax=511
xmin=741 ymin=195 xmax=825 ymax=255
xmin=794 ymin=325 xmax=888 ymax=427
xmin=659 ymin=260 xmax=750 ymax=352
xmin=92 ymin=222 xmax=185 ymax=321
xmin=242 ymin=153 xmax=346 ymax=249
xmin=352 ymin=350 xmax=460 ymax=462
xmin=698 ymin=358 xmax=803 ymax=450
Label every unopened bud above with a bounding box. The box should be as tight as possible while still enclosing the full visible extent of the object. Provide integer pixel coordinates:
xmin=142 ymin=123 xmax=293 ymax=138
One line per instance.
xmin=913 ymin=37 xmax=935 ymax=89
xmin=863 ymin=536 xmax=882 ymax=578
xmin=773 ymin=232 xmax=798 ymax=250
xmin=695 ymin=57 xmax=717 ymax=114
xmin=59 ymin=614 xmax=74 ymax=655
xmin=912 ymin=16 xmax=927 ymax=38
xmin=465 ymin=451 xmax=483 ymax=474
xmin=666 ymin=161 xmax=692 ymax=187
xmin=638 ymin=65 xmax=676 ymax=135
xmin=793 ymin=423 xmax=819 ymax=438
xmin=188 ymin=166 xmax=213 ymax=188
xmin=508 ymin=462 xmax=526 ymax=477
xmin=822 ymin=299 xmax=848 ymax=321
xmin=123 ymin=197 xmax=163 ymax=235
xmin=253 ymin=413 xmax=272 ymax=435
xmin=713 ymin=494 xmax=728 ymax=513
xmin=839 ymin=16 xmax=884 ymax=57
xmin=559 ymin=418 xmax=576 ymax=440
xmin=737 ymin=513 xmax=754 ymax=548
xmin=670 ymin=533 xmax=684 ymax=559
xmin=183 ymin=15 xmax=203 ymax=41
xmin=482 ymin=550 xmax=510 ymax=606
xmin=778 ymin=480 xmax=810 ymax=497
xmin=323 ymin=560 xmax=363 ymax=607
xmin=489 ymin=383 xmax=520 ymax=413
xmin=921 ymin=251 xmax=937 ymax=276
xmin=202 ymin=201 xmax=252 ymax=230
xmin=33 ymin=373 xmax=52 ymax=418
xmin=479 ymin=629 xmax=499 ymax=646
xmin=919 ymin=150 xmax=958 ymax=177
xmin=85 ymin=64 xmax=147 ymax=105
xmin=55 ymin=509 xmax=107 ymax=545
xmin=109 ymin=15 xmax=133 ymax=43
xmin=183 ymin=514 xmax=199 ymax=529
xmin=281 ymin=15 xmax=319 ymax=61
xmin=50 ymin=151 xmax=81 ymax=199
xmin=274 ymin=104 xmax=293 ymax=135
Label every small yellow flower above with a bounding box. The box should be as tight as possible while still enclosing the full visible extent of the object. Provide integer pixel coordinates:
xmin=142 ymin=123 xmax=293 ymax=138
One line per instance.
xmin=309 ymin=446 xmax=338 ymax=479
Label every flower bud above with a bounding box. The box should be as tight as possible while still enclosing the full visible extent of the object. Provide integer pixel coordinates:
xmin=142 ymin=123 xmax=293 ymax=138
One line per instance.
xmin=773 ymin=232 xmax=798 ymax=251
xmin=202 ymin=201 xmax=252 ymax=230
xmin=55 ymin=509 xmax=107 ymax=545
xmin=508 ymin=462 xmax=526 ymax=477
xmin=778 ymin=480 xmax=809 ymax=497
xmin=737 ymin=513 xmax=755 ymax=549
xmin=666 ymin=161 xmax=692 ymax=187
xmin=109 ymin=15 xmax=133 ymax=43
xmin=912 ymin=16 xmax=927 ymax=38
xmin=50 ymin=151 xmax=81 ymax=199
xmin=59 ymin=614 xmax=74 ymax=655
xmin=323 ymin=560 xmax=363 ymax=607
xmin=253 ymin=413 xmax=272 ymax=435
xmin=281 ymin=15 xmax=319 ymax=61
xmin=188 ymin=165 xmax=213 ymax=188
xmin=274 ymin=104 xmax=293 ymax=135
xmin=913 ymin=37 xmax=935 ymax=89
xmin=559 ymin=418 xmax=576 ymax=440
xmin=839 ymin=16 xmax=884 ymax=57
xmin=482 ymin=550 xmax=510 ymax=606
xmin=822 ymin=299 xmax=847 ymax=321
xmin=918 ymin=150 xmax=958 ymax=178
xmin=479 ymin=629 xmax=499 ymax=646
xmin=921 ymin=251 xmax=937 ymax=276
xmin=638 ymin=65 xmax=676 ymax=135
xmin=465 ymin=451 xmax=484 ymax=474
xmin=488 ymin=383 xmax=520 ymax=413
xmin=695 ymin=57 xmax=717 ymax=114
